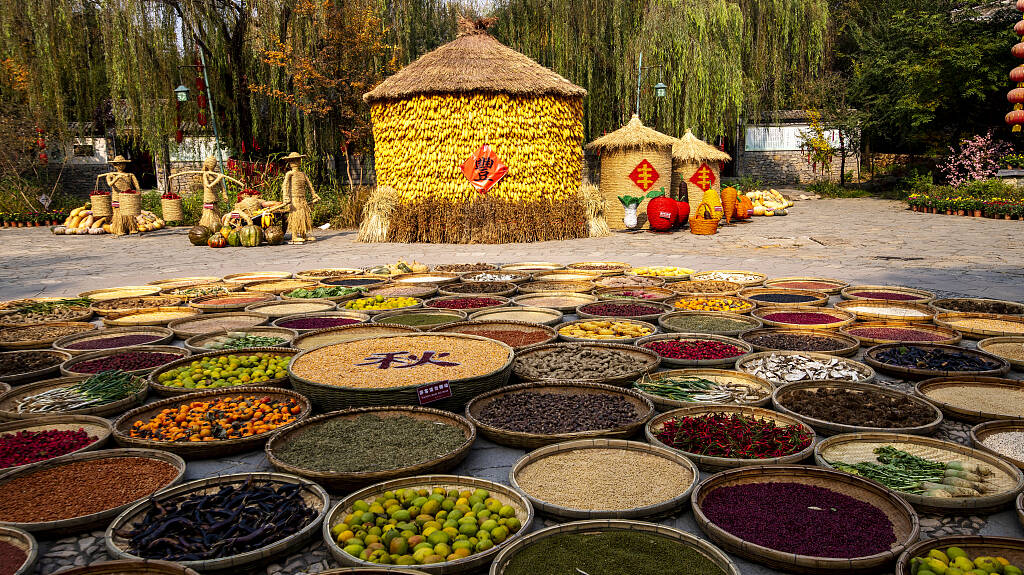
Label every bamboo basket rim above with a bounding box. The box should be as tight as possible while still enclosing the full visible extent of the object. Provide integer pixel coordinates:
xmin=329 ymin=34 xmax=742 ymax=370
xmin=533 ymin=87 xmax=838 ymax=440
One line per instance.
xmin=833 ymin=299 xmax=936 ymax=323
xmin=761 ymin=276 xmax=850 ymax=295
xmin=323 ymin=474 xmax=534 ymax=575
xmin=0 ymin=321 xmax=98 ymax=350
xmin=555 ymin=318 xmax=657 ymax=345
xmin=105 ymin=472 xmax=329 ymax=571
xmin=0 ymin=414 xmax=113 ymax=475
xmin=735 ymin=349 xmax=877 ymax=384
xmin=0 ymin=448 xmax=186 ymax=533
xmin=146 ymin=347 xmax=298 ymax=396
xmin=44 ymin=559 xmax=201 ymax=575
xmin=815 ymin=432 xmax=1024 ymax=513
xmin=840 ymin=285 xmax=935 ymax=303
xmin=772 ymin=380 xmax=944 ymax=436
xmin=690 ymin=270 xmax=767 ymax=287
xmin=89 ymin=295 xmax=186 ymax=317
xmin=0 ymin=525 xmax=36 ymax=575
xmin=751 ymin=305 xmax=855 ymax=329
xmin=499 ymin=262 xmax=564 ymax=271
xmin=916 ymin=375 xmax=1024 ymax=423
xmin=633 ymin=368 xmax=775 ymax=410
xmin=864 ymin=342 xmax=1011 ymax=379
xmin=667 ymin=280 xmax=742 ymax=296
xmin=646 ymin=404 xmax=816 ymax=470
xmin=422 ymin=295 xmax=510 ymax=314
xmin=103 ymin=307 xmax=202 ymax=327
xmin=272 ymin=310 xmax=372 ymax=332
xmin=739 ymin=327 xmax=861 ymax=357
xmin=467 ymin=307 xmax=564 ymax=326
xmin=658 ymin=310 xmax=762 ymax=336
xmin=636 ymin=332 xmax=752 ymax=367
xmin=461 ymin=270 xmax=532 ymax=283
xmin=977 ymin=336 xmax=1024 ymax=369
xmin=78 ymin=286 xmax=162 ymax=301
xmin=971 ymin=419 xmax=1024 ymax=470
xmin=934 ymin=311 xmax=1024 ymax=338
xmin=294 ymin=267 xmax=366 ymax=280
xmin=691 ymin=464 xmax=920 ymax=572
xmin=188 ymin=292 xmax=277 ymax=311
xmin=930 ymin=297 xmax=1024 ymax=315
xmin=512 ymin=341 xmax=660 ymax=385
xmin=364 ymin=284 xmax=439 ymax=299
xmin=430 ymin=320 xmax=558 ymax=349
xmin=840 ymin=322 xmax=962 ymax=346
xmin=390 ymin=272 xmax=461 ymax=286
xmin=147 ymin=276 xmax=222 ymax=289
xmin=517 ymin=280 xmax=596 ymax=294
xmin=0 ymin=308 xmax=94 ymax=329
xmin=290 ymin=323 xmax=419 ymax=350
xmin=60 ymin=345 xmax=191 ymax=377
xmin=894 ymin=535 xmax=1024 ymax=575
xmin=265 ymin=406 xmax=476 ymax=489
xmin=222 ymin=271 xmax=294 ymax=284
xmin=371 ymin=308 xmax=467 ymax=327
xmin=576 ymin=300 xmax=673 ymax=322
xmin=488 ymin=519 xmax=740 ymax=575
xmin=509 ymin=439 xmax=698 ymax=519
xmin=510 ymin=292 xmax=598 ymax=312
xmin=247 ymin=299 xmax=339 ymax=317
xmin=596 ymin=274 xmax=668 ymax=287
xmin=52 ymin=326 xmax=174 ymax=356
xmin=0 ymin=374 xmax=148 ymax=420
xmin=110 ymin=387 xmax=313 ymax=458
xmin=739 ymin=287 xmax=829 ymax=307
xmin=166 ymin=310 xmax=270 ymax=338
xmin=666 ymin=294 xmax=756 ymax=315
xmin=0 ymin=349 xmax=72 ymax=383
xmin=183 ymin=326 xmax=299 ymax=353
xmin=283 ymin=290 xmax=367 ymax=306
xmin=464 ymin=381 xmax=654 ymax=449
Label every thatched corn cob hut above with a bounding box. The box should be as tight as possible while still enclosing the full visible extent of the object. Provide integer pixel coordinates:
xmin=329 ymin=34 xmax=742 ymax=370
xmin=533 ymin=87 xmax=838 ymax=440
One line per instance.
xmin=359 ymin=18 xmax=589 ymax=243
xmin=673 ymin=129 xmax=732 ymax=219
xmin=586 ymin=114 xmax=676 ymax=230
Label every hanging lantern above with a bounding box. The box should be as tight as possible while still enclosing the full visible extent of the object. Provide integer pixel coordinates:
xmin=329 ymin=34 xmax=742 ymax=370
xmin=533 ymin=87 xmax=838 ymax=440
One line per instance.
xmin=1012 ymin=66 xmax=1024 ymax=83
xmin=1018 ymin=0 xmax=1024 ymax=11
xmin=1007 ymin=109 xmax=1024 ymax=126
xmin=197 ymin=93 xmax=207 ymax=109
xmin=36 ymin=137 xmax=45 ymax=149
xmin=175 ymin=129 xmax=184 ymax=144
xmin=197 ymin=110 xmax=208 ymax=127
xmin=1010 ymin=88 xmax=1024 ymax=104
xmin=38 ymin=152 xmax=48 ymax=165
xmin=195 ymin=77 xmax=205 ymax=91
xmin=1015 ymin=20 xmax=1024 ymax=36
xmin=1013 ymin=43 xmax=1024 ymax=59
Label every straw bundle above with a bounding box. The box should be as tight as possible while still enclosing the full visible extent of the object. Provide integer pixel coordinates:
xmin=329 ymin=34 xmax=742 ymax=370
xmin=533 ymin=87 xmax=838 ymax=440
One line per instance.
xmin=673 ymin=130 xmax=731 ymax=216
xmin=357 ymin=185 xmax=399 ymax=243
xmin=581 ymin=182 xmax=610 ymax=237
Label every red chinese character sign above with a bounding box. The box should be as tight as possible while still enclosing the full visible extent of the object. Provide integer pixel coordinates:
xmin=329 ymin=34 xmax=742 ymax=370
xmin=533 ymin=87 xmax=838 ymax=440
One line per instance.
xmin=461 ymin=144 xmax=508 ymax=194
xmin=628 ymin=159 xmax=660 ymax=192
xmin=688 ymin=163 xmax=716 ymax=192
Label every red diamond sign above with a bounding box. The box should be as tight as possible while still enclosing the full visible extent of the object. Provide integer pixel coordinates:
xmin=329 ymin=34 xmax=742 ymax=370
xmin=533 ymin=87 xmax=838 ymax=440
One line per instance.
xmin=461 ymin=144 xmax=508 ymax=195
xmin=688 ymin=162 xmax=716 ymax=192
xmin=628 ymin=159 xmax=659 ymax=192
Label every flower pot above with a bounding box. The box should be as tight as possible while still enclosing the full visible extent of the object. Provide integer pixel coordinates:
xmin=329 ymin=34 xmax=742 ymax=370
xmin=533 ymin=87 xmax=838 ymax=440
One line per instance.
xmin=1005 ymin=215 xmax=1013 ymax=220
xmin=973 ymin=210 xmax=983 ymax=217
xmin=945 ymin=210 xmax=952 ymax=215
xmin=957 ymin=210 xmax=964 ymax=216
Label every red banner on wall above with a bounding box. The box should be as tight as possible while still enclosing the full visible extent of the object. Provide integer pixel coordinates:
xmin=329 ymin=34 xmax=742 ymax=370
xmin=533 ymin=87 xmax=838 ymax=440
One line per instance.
xmin=461 ymin=144 xmax=508 ymax=194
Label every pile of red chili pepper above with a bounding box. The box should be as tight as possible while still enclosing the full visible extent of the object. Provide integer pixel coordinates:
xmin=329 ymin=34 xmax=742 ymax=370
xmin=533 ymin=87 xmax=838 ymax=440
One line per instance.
xmin=0 ymin=428 xmax=98 ymax=469
xmin=654 ymin=413 xmax=811 ymax=459
xmin=643 ymin=339 xmax=745 ymax=360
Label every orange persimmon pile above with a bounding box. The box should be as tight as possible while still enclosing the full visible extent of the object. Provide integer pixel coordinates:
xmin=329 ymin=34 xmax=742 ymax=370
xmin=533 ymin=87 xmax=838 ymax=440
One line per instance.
xmin=129 ymin=395 xmax=302 ymax=442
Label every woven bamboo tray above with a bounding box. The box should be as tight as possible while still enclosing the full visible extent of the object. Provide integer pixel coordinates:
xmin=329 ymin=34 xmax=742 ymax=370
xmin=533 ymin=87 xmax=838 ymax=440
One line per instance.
xmin=147 ymin=276 xmax=222 ymax=290
xmin=517 ymin=280 xmax=595 ymax=294
xmin=772 ymin=380 xmax=943 ymax=436
xmin=160 ymin=282 xmax=242 ymax=301
xmin=184 ymin=326 xmax=299 ymax=353
xmin=597 ymin=274 xmax=668 ymax=288
xmin=691 ymin=465 xmax=919 ymax=574
xmin=290 ymin=323 xmax=418 ymax=350
xmin=423 ymin=296 xmax=510 ymax=315
xmin=691 ymin=270 xmax=767 ymax=287
xmin=147 ymin=347 xmax=299 ymax=397
xmin=566 ymin=261 xmax=631 ymax=276
xmin=323 ymin=474 xmax=534 ymax=575
xmin=841 ymin=285 xmax=935 ymax=303
xmin=555 ymin=318 xmax=656 ymax=345
xmin=246 ymin=299 xmax=338 ymax=318
xmin=667 ymin=280 xmax=742 ymax=296
xmin=364 ymin=283 xmax=439 ymax=299
xmin=511 ymin=292 xmax=597 ymax=312
xmin=895 ymin=536 xmax=1024 ymax=575
xmin=461 ymin=270 xmax=531 ymax=284
xmin=657 ymin=310 xmax=761 ymax=336
xmin=488 ymin=519 xmax=739 ymax=575
xmin=509 ymin=439 xmax=697 ymax=520
xmin=633 ymin=368 xmax=775 ymax=410
xmin=289 ymin=334 xmax=513 ymax=412
xmin=931 ymin=297 xmax=1024 ymax=315
xmin=0 ymin=448 xmax=185 ymax=535
xmin=52 ymin=327 xmax=174 ymax=356
xmin=740 ymin=288 xmax=829 ymax=307
xmin=464 ymin=381 xmax=654 ymax=449
xmin=864 ymin=343 xmax=1010 ymax=379
xmin=295 ymin=268 xmax=365 ymax=281
xmin=0 ymin=349 xmax=71 ymax=384
xmin=751 ymin=305 xmax=855 ymax=329
xmin=0 ymin=374 xmax=148 ymax=421
xmin=43 ymin=559 xmax=200 ymax=575
xmin=978 ymin=336 xmax=1024 ymax=370
xmin=222 ymin=271 xmax=293 ymax=284
xmin=188 ymin=292 xmax=276 ymax=311
xmin=104 ymin=307 xmax=201 ymax=327
xmin=636 ymin=333 xmax=752 ymax=367
xmin=500 ymin=262 xmax=563 ymax=272
xmin=667 ymin=295 xmax=756 ymax=315
xmin=833 ymin=299 xmax=936 ymax=323
xmin=735 ymin=349 xmax=877 ymax=384
xmin=739 ymin=327 xmax=860 ymax=357
xmin=762 ymin=276 xmax=849 ymax=295
xmin=934 ymin=312 xmax=1024 ymax=339
xmin=337 ymin=298 xmax=425 ymax=317
xmin=439 ymin=282 xmax=517 ymax=298
xmin=167 ymin=311 xmax=270 ymax=339
xmin=0 ymin=415 xmax=113 ymax=475
xmin=60 ymin=345 xmax=190 ymax=377
xmin=0 ymin=525 xmax=36 ymax=575
xmin=319 ymin=275 xmax=389 ymax=289
xmin=0 ymin=321 xmax=97 ymax=350
xmin=576 ymin=301 xmax=673 ymax=323
xmin=467 ymin=306 xmax=564 ymax=326
xmin=391 ymin=272 xmax=460 ymax=286
xmin=105 ymin=472 xmax=329 ymax=572
xmin=971 ymin=420 xmax=1024 ymax=469
xmin=89 ymin=296 xmax=186 ymax=318
xmin=245 ymin=279 xmax=319 ymax=295
xmin=79 ymin=286 xmax=162 ymax=301
xmin=647 ymin=405 xmax=816 ymax=472
xmin=372 ymin=308 xmax=467 ymax=329
xmin=531 ymin=270 xmax=602 ymax=282
xmin=593 ymin=286 xmax=675 ymax=302
xmin=840 ymin=321 xmax=962 ymax=346
xmin=816 ymin=432 xmax=1024 ymax=513
xmin=916 ymin=376 xmax=1024 ymax=423
xmin=512 ymin=342 xmax=660 ymax=386
xmin=266 ymin=406 xmax=476 ymax=492
xmin=273 ymin=311 xmax=372 ymax=334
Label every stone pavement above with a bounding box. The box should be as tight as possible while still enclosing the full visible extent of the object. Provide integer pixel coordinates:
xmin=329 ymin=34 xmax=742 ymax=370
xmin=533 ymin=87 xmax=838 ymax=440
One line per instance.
xmin=3 ymin=197 xmax=1024 ymax=575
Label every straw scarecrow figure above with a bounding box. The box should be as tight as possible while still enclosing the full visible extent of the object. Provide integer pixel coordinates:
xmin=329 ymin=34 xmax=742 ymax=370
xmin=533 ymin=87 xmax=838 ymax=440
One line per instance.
xmin=230 ymin=188 xmax=287 ymax=227
xmin=168 ymin=156 xmax=240 ymax=232
xmin=280 ymin=152 xmax=320 ymax=243
xmin=95 ymin=155 xmax=141 ymax=235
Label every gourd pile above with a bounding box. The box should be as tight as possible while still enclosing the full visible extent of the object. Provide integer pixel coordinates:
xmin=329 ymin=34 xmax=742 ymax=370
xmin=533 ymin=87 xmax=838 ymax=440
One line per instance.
xmin=51 ymin=204 xmax=166 ymax=235
xmin=189 ymin=223 xmax=285 ymax=248
xmin=744 ymin=189 xmax=794 ymax=217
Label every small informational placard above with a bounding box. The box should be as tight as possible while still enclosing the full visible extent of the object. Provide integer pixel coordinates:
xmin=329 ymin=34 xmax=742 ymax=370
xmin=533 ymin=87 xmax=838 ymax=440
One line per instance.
xmin=657 ymin=211 xmax=672 ymax=219
xmin=37 ymin=194 xmax=52 ymax=209
xmin=417 ymin=381 xmax=453 ymax=405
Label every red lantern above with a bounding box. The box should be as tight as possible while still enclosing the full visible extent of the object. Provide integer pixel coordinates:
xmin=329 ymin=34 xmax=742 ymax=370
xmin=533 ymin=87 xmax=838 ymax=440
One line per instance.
xmin=197 ymin=111 xmax=208 ymax=127
xmin=197 ymin=93 xmax=207 ymax=108
xmin=1012 ymin=66 xmax=1024 ymax=83
xmin=647 ymin=196 xmax=678 ymax=231
xmin=1012 ymin=43 xmax=1024 ymax=59
xmin=1010 ymin=88 xmax=1024 ymax=104
xmin=38 ymin=152 xmax=48 ymax=165
xmin=1006 ymin=109 xmax=1024 ymax=125
xmin=36 ymin=137 xmax=45 ymax=149
xmin=1015 ymin=20 xmax=1024 ymax=36
xmin=175 ymin=129 xmax=184 ymax=144
xmin=195 ymin=77 xmax=205 ymax=91
xmin=1018 ymin=0 xmax=1024 ymax=11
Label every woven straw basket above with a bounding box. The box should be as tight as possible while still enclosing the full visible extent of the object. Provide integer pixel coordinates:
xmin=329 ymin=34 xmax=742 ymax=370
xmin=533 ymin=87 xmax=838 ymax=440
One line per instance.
xmin=90 ymin=194 xmax=112 ymax=218
xmin=160 ymin=197 xmax=183 ymax=222
xmin=689 ymin=216 xmax=718 ymax=235
xmin=119 ymin=191 xmax=142 ymax=217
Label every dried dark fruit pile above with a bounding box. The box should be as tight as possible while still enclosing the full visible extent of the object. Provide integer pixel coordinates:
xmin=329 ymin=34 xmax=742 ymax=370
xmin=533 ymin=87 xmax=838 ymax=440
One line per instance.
xmin=782 ymin=387 xmax=935 ymax=428
xmin=476 ymin=391 xmax=639 ymax=434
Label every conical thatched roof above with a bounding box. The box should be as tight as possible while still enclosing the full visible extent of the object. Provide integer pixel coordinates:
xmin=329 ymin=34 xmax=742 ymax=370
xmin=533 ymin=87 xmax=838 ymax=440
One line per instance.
xmin=673 ymin=129 xmax=731 ymax=163
xmin=585 ymin=114 xmax=677 ymax=153
xmin=364 ymin=18 xmax=586 ymax=103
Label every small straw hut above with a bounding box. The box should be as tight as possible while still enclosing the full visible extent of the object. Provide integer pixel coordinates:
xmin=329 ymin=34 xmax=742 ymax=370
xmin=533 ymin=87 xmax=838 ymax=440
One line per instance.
xmin=585 ymin=114 xmax=675 ymax=230
xmin=359 ymin=18 xmax=589 ymax=244
xmin=673 ymin=129 xmax=732 ymax=219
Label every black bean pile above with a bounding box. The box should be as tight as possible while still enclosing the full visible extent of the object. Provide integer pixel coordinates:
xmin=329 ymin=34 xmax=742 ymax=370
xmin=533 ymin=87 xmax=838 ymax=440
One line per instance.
xmin=476 ymin=392 xmax=639 ymax=434
xmin=443 ymin=282 xmax=514 ymax=294
xmin=514 ymin=344 xmax=647 ymax=380
xmin=744 ymin=333 xmax=848 ymax=352
xmin=0 ymin=351 xmax=63 ymax=376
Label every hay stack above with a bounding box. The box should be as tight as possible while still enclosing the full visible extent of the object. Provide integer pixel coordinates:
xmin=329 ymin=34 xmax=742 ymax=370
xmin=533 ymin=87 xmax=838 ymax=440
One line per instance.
xmin=362 ymin=17 xmax=588 ymax=243
xmin=672 ymin=129 xmax=732 ymax=218
xmin=585 ymin=115 xmax=675 ymax=230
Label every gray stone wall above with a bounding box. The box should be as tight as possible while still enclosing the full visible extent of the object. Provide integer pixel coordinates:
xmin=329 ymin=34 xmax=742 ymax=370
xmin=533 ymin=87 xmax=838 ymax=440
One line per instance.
xmin=737 ymin=150 xmax=856 ymax=185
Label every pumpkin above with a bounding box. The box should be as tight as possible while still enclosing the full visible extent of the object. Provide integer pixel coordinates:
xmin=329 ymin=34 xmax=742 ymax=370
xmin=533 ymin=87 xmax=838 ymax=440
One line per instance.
xmin=736 ymin=195 xmax=754 ymax=220
xmin=188 ymin=225 xmax=212 ymax=246
xmin=226 ymin=229 xmax=242 ymax=247
xmin=264 ymin=226 xmax=285 ymax=246
xmin=207 ymin=233 xmax=227 ymax=248
xmin=219 ymin=225 xmax=234 ymax=237
xmin=239 ymin=224 xmax=263 ymax=247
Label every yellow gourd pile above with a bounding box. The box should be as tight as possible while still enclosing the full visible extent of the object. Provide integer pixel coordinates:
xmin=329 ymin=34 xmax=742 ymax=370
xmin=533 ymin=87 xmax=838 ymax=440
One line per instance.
xmin=744 ymin=189 xmax=794 ymax=217
xmin=52 ymin=204 xmax=165 ymax=235
xmin=558 ymin=320 xmax=652 ymax=340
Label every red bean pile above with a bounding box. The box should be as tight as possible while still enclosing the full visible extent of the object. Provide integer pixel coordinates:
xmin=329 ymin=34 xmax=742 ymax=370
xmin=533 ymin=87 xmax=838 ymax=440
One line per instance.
xmin=849 ymin=290 xmax=919 ymax=300
xmin=454 ymin=328 xmax=551 ymax=347
xmin=644 ymin=339 xmax=745 ymax=360
xmin=846 ymin=326 xmax=947 ymax=342
xmin=71 ymin=351 xmax=181 ymax=373
xmin=580 ymin=303 xmax=663 ymax=316
xmin=0 ymin=540 xmax=26 ymax=575
xmin=0 ymin=428 xmax=98 ymax=469
xmin=66 ymin=334 xmax=163 ymax=350
xmin=427 ymin=297 xmax=503 ymax=310
xmin=277 ymin=317 xmax=362 ymax=330
xmin=762 ymin=312 xmax=842 ymax=325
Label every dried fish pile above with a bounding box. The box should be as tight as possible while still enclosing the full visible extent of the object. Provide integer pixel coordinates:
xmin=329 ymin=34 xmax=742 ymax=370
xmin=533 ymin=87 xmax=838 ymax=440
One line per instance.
xmin=741 ymin=354 xmax=868 ymax=384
